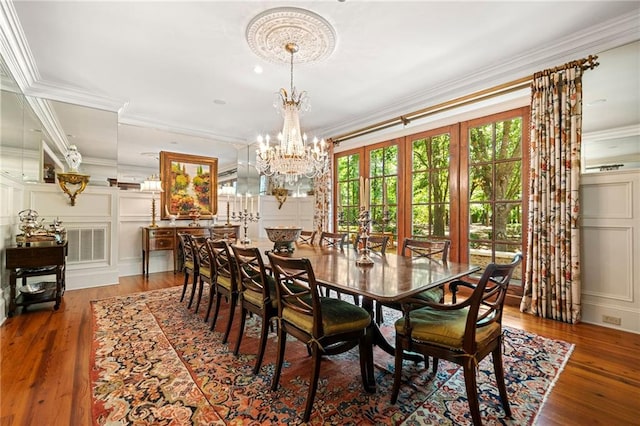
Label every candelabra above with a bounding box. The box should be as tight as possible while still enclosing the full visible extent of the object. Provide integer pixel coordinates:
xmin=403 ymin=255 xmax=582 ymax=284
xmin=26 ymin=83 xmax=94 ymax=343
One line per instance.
xmin=232 ymin=209 xmax=260 ymax=244
xmin=356 ymin=207 xmax=374 ymax=266
xmin=340 ymin=206 xmax=392 ymax=266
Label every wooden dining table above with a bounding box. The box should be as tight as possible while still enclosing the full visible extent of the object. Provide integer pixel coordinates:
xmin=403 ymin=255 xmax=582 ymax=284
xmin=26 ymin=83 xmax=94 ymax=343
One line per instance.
xmin=242 ymin=239 xmax=481 ymax=391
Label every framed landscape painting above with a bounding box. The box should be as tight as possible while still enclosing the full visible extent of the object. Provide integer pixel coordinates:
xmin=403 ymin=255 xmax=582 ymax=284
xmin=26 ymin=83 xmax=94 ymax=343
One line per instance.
xmin=160 ymin=151 xmax=218 ymax=219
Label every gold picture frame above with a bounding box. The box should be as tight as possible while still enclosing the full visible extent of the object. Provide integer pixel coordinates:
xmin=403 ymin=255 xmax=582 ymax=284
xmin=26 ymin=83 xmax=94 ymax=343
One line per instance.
xmin=160 ymin=151 xmax=218 ymax=219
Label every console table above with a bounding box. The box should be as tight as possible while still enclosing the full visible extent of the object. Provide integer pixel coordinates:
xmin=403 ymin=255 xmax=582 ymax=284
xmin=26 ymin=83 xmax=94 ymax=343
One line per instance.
xmin=142 ymin=225 xmax=242 ymax=276
xmin=5 ymin=241 xmax=67 ymax=317
xmin=141 ymin=226 xmax=207 ymax=276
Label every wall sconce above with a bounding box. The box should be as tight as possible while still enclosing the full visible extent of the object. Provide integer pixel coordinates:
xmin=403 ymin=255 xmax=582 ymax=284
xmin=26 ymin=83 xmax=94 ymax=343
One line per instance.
xmin=140 ymin=175 xmax=163 ymax=227
xmin=57 ymin=145 xmax=90 ymax=206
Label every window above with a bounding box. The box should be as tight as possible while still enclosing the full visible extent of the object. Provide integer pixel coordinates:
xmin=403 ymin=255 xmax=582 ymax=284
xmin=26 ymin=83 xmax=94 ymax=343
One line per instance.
xmin=333 ymin=107 xmax=528 ymax=290
xmin=461 ymin=108 xmax=528 ymax=283
xmin=368 ymin=144 xmax=398 ymax=239
xmin=409 ymin=131 xmax=451 ymax=240
xmin=335 ymin=151 xmax=362 ymax=242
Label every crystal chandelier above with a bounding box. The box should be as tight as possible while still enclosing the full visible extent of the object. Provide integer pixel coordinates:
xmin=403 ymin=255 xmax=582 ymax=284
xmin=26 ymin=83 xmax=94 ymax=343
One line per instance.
xmin=255 ymin=42 xmax=328 ymax=185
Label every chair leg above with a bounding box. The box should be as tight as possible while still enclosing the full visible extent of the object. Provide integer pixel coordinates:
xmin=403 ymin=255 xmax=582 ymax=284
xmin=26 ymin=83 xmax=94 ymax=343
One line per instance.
xmin=463 ymin=358 xmax=482 ymax=426
xmin=493 ymin=344 xmax=512 ymax=417
xmin=210 ymin=292 xmax=223 ymax=331
xmin=253 ymin=312 xmax=271 ymax=374
xmin=303 ymin=344 xmax=322 ymax=423
xmin=222 ymin=293 xmax=238 ymax=344
xmin=233 ymin=308 xmax=247 ymax=356
xmin=204 ymin=285 xmax=215 ymax=322
xmin=187 ymin=272 xmax=198 ymax=308
xmin=271 ymin=327 xmax=287 ymax=391
xmin=194 ymin=279 xmax=204 ymax=313
xmin=391 ymin=334 xmax=405 ymax=404
xmin=180 ymin=271 xmax=189 ymax=302
xmin=375 ymin=302 xmax=384 ymax=325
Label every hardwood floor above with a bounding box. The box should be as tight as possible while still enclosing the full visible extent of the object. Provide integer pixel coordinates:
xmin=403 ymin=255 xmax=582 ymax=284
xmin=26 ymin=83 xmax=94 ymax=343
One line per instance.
xmin=1 ymin=272 xmax=639 ymax=425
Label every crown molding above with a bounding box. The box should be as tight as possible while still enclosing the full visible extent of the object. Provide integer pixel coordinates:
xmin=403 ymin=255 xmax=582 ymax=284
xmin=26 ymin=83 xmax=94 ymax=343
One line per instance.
xmin=118 ymin=115 xmax=249 ymax=146
xmin=322 ymin=10 xmax=640 ymax=138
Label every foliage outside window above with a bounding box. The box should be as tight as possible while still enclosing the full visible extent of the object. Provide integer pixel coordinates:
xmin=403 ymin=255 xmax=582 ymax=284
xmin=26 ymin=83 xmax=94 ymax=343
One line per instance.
xmin=369 ymin=145 xmax=398 ymax=241
xmin=410 ymin=133 xmax=450 ymax=240
xmin=467 ymin=117 xmax=523 ymax=280
xmin=336 ymin=153 xmax=360 ymax=242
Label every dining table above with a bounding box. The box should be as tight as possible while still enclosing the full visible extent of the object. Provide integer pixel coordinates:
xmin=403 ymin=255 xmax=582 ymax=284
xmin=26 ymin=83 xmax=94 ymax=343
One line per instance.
xmin=244 ymin=239 xmax=481 ymax=392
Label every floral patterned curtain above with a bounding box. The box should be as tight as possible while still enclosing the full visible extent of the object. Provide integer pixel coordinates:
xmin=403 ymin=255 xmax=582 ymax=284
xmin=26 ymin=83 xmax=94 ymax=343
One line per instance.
xmin=313 ymin=141 xmax=334 ymax=233
xmin=520 ymin=65 xmax=584 ymax=324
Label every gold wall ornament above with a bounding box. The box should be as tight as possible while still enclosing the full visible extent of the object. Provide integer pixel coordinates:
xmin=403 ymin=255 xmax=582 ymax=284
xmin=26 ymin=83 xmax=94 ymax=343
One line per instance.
xmin=57 ymin=172 xmax=90 ymax=206
xmin=273 ymin=187 xmax=288 ymax=209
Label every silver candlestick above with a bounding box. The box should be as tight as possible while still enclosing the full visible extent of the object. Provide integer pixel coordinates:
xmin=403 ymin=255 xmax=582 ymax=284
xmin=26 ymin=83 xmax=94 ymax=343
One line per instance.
xmin=232 ymin=209 xmax=260 ymax=244
xmin=356 ymin=207 xmax=374 ymax=266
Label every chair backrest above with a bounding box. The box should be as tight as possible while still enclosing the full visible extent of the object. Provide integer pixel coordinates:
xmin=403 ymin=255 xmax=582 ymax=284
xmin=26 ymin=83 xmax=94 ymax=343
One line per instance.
xmin=463 ymin=254 xmax=522 ymax=352
xmin=192 ymin=235 xmax=213 ymax=276
xmin=231 ymin=244 xmax=271 ymax=306
xmin=297 ymin=230 xmax=317 ymax=246
xmin=355 ymin=234 xmax=390 ymax=255
xmin=207 ymin=239 xmax=236 ymax=287
xmin=401 ymin=238 xmax=450 ymax=262
xmin=210 ymin=226 xmax=237 ymax=241
xmin=177 ymin=232 xmax=198 ymax=270
xmin=319 ymin=231 xmax=347 ymax=250
xmin=267 ymin=253 xmax=323 ymax=337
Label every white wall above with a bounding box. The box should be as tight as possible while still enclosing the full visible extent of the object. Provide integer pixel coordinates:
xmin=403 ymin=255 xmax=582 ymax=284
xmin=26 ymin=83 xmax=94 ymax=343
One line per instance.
xmin=581 ymin=170 xmax=640 ymax=333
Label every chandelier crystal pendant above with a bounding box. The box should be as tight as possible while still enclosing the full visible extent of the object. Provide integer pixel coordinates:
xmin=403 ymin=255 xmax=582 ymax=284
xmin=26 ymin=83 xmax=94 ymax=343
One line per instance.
xmin=255 ymin=42 xmax=328 ymax=185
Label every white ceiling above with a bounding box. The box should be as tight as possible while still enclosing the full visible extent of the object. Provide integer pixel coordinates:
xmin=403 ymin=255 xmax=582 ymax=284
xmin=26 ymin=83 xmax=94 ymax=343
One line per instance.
xmin=3 ymin=1 xmax=640 ymax=174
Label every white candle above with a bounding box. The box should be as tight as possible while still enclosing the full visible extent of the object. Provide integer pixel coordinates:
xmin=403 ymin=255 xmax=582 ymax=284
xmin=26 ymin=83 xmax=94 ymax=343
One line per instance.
xmin=251 ymin=196 xmax=254 ymax=213
xmin=360 ymin=176 xmax=364 ymax=208
xmin=365 ymin=178 xmax=370 ymax=210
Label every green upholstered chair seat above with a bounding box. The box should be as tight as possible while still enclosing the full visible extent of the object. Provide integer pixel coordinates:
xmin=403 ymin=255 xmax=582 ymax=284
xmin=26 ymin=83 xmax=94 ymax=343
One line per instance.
xmin=184 ymin=260 xmax=195 ymax=271
xmin=283 ymin=297 xmax=371 ymax=336
xmin=217 ymin=275 xmax=232 ymax=290
xmin=395 ymin=306 xmax=500 ymax=349
xmin=199 ymin=266 xmax=212 ymax=279
xmin=386 ymin=287 xmax=443 ymax=311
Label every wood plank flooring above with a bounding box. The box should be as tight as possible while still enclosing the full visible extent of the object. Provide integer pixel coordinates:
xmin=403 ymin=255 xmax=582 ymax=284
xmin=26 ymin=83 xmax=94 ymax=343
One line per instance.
xmin=1 ymin=272 xmax=639 ymax=425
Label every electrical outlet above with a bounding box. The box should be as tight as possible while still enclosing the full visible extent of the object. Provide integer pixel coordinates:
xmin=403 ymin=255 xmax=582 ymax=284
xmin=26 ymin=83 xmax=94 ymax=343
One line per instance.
xmin=602 ymin=315 xmax=622 ymax=325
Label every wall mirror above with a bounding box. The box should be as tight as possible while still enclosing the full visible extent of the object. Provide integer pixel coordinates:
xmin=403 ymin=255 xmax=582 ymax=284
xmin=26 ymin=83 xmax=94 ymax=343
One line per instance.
xmin=1 ymin=54 xmax=52 ymax=183
xmin=582 ymin=40 xmax=640 ymax=173
xmin=1 ymin=52 xmax=118 ymax=185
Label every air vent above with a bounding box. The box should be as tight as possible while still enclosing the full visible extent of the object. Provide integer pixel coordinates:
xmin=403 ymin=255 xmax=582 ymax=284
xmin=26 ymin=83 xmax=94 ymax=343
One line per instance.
xmin=66 ymin=228 xmax=107 ymax=263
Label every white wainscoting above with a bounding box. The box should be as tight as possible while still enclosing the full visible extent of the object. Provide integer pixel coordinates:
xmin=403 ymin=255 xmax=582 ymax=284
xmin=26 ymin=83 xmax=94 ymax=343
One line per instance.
xmin=258 ymin=196 xmax=315 ymax=238
xmin=22 ymin=183 xmax=120 ymax=290
xmin=581 ymin=170 xmax=640 ymax=334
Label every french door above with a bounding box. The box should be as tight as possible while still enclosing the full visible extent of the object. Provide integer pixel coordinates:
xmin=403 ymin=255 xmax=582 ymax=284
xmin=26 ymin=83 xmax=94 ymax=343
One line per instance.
xmin=334 ymin=107 xmax=528 ymax=283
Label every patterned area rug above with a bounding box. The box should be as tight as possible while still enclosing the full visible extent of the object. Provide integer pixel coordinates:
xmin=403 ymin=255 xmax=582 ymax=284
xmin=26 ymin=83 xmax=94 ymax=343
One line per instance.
xmin=90 ymin=286 xmax=573 ymax=425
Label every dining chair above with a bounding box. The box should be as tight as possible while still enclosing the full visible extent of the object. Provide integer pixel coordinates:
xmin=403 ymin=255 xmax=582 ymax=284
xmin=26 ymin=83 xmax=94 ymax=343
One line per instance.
xmin=230 ymin=244 xmax=278 ymax=374
xmin=354 ymin=234 xmax=390 ymax=255
xmin=318 ymin=231 xmax=347 ymax=250
xmin=375 ymin=238 xmax=451 ymax=325
xmin=177 ymin=233 xmax=199 ymax=307
xmin=267 ymin=252 xmax=372 ymax=423
xmin=402 ymin=238 xmax=450 ymax=261
xmin=206 ymin=239 xmax=239 ymax=343
xmin=210 ymin=226 xmax=237 ymax=241
xmin=191 ymin=236 xmax=214 ymax=315
xmin=391 ymin=254 xmax=523 ymax=425
xmin=297 ymin=230 xmax=316 ymax=246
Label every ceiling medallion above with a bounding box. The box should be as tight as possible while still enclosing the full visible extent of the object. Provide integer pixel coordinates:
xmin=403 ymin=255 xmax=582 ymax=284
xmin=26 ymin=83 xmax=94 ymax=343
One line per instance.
xmin=246 ymin=7 xmax=337 ymax=64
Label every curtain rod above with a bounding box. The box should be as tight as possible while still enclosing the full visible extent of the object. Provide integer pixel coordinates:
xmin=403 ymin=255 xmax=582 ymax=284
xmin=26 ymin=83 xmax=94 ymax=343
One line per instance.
xmin=533 ymin=54 xmax=599 ymax=79
xmin=329 ymin=55 xmax=599 ymax=145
